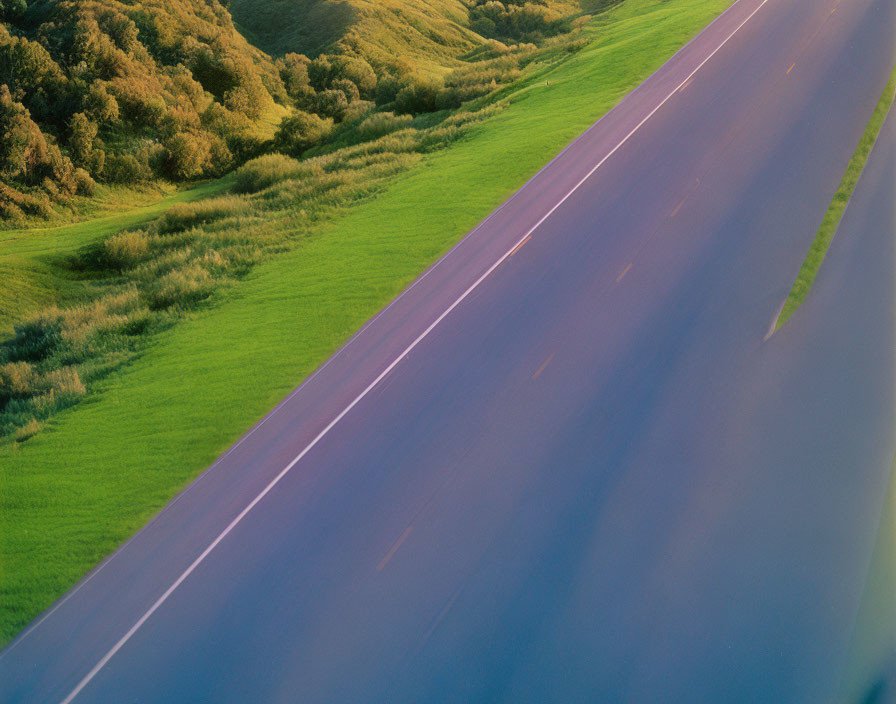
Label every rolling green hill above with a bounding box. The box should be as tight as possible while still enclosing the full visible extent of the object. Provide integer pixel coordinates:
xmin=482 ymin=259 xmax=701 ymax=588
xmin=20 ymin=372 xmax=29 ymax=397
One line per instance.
xmin=231 ymin=0 xmax=481 ymax=74
xmin=229 ymin=0 xmax=583 ymax=74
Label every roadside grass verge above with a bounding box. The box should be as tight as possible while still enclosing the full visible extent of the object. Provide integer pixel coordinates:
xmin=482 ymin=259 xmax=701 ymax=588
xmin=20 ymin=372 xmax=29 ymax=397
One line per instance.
xmin=777 ymin=66 xmax=896 ymax=329
xmin=0 ymin=0 xmax=732 ymax=644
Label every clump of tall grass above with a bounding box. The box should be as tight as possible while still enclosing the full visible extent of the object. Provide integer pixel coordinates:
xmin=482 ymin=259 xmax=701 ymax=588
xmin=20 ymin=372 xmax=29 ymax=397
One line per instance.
xmin=105 ymin=230 xmax=151 ymax=271
xmin=233 ymin=154 xmax=305 ymax=194
xmin=357 ymin=112 xmax=414 ymax=141
xmin=145 ymin=264 xmax=218 ymax=310
xmin=14 ymin=417 xmax=42 ymax=442
xmin=1 ymin=360 xmax=87 ymax=441
xmin=158 ymin=196 xmax=248 ymax=234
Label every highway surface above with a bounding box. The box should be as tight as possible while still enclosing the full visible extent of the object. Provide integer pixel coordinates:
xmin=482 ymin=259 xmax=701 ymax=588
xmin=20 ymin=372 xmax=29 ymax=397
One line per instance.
xmin=2 ymin=0 xmax=895 ymax=701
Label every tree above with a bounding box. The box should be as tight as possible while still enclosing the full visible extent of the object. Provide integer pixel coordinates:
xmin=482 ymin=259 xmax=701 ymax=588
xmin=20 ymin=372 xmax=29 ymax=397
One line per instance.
xmin=165 ymin=132 xmax=208 ymax=180
xmin=279 ymin=53 xmax=313 ymax=104
xmin=307 ymin=55 xmax=334 ymax=91
xmin=0 ymin=85 xmax=31 ymax=179
xmin=68 ymin=112 xmax=98 ymax=169
xmin=338 ymin=57 xmax=377 ymax=98
xmin=273 ymin=110 xmax=331 ymax=156
xmin=331 ymin=78 xmax=360 ymax=104
xmin=84 ymin=82 xmax=119 ymax=123
xmin=314 ymin=89 xmax=348 ymax=120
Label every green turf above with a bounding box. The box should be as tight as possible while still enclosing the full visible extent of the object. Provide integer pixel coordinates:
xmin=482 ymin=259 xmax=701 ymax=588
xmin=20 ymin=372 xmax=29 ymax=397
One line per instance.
xmin=0 ymin=178 xmax=232 ymax=334
xmin=777 ymin=66 xmax=896 ymax=329
xmin=0 ymin=0 xmax=732 ymax=644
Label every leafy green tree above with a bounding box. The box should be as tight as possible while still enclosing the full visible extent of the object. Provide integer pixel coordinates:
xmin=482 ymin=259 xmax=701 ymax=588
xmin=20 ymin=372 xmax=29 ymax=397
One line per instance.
xmin=0 ymin=85 xmax=31 ymax=179
xmin=315 ymin=89 xmax=348 ymax=120
xmin=165 ymin=132 xmax=208 ymax=180
xmin=331 ymin=78 xmax=360 ymax=104
xmin=68 ymin=112 xmax=98 ymax=169
xmin=273 ymin=110 xmax=332 ymax=156
xmin=84 ymin=82 xmax=119 ymax=123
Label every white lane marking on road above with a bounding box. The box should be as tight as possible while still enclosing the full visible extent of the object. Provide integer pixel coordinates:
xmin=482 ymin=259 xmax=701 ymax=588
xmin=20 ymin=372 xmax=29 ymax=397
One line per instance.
xmin=60 ymin=2 xmax=770 ymax=700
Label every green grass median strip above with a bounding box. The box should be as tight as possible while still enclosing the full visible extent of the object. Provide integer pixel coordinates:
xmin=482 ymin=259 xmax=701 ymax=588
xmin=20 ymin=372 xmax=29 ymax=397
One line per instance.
xmin=777 ymin=67 xmax=896 ymax=329
xmin=0 ymin=0 xmax=732 ymax=644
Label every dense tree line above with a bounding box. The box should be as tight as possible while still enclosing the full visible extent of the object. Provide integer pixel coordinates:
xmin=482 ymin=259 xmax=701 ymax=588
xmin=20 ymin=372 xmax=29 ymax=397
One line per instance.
xmin=1 ymin=0 xmax=587 ymax=221
xmin=469 ymin=0 xmax=568 ymax=43
xmin=0 ymin=0 xmax=287 ymax=220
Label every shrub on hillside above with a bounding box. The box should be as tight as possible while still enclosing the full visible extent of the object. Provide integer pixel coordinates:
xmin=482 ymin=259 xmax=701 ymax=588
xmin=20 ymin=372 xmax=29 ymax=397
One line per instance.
xmin=274 ymin=111 xmax=332 ymax=156
xmin=0 ymin=361 xmax=38 ymax=401
xmin=0 ymin=0 xmax=289 ymax=202
xmin=278 ymin=53 xmax=314 ymax=105
xmin=165 ymin=132 xmax=209 ymax=180
xmin=103 ymin=153 xmax=152 ymax=184
xmin=68 ymin=112 xmax=99 ymax=170
xmin=105 ymin=231 xmax=150 ymax=271
xmin=357 ymin=112 xmax=414 ymax=140
xmin=374 ymin=74 xmax=405 ymax=107
xmin=72 ymin=168 xmax=96 ymax=196
xmin=158 ymin=196 xmax=247 ymax=233
xmin=331 ymin=78 xmax=360 ymax=104
xmin=7 ymin=314 xmax=63 ymax=363
xmin=393 ymin=80 xmax=441 ymax=115
xmin=315 ymin=89 xmax=349 ymax=120
xmin=233 ymin=154 xmax=304 ymax=193
xmin=145 ymin=264 xmax=216 ymax=310
xmin=469 ymin=0 xmax=566 ymax=43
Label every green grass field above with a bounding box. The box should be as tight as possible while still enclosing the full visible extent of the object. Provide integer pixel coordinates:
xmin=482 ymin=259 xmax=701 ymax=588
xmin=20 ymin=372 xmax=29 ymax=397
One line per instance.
xmin=0 ymin=179 xmax=232 ymax=334
xmin=777 ymin=66 xmax=896 ymax=329
xmin=0 ymin=0 xmax=732 ymax=644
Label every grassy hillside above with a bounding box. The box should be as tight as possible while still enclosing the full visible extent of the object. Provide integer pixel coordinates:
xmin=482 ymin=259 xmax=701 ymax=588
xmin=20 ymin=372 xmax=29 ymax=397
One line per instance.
xmin=0 ymin=0 xmax=732 ymax=644
xmin=0 ymin=179 xmax=231 ymax=334
xmin=230 ymin=0 xmax=585 ymax=74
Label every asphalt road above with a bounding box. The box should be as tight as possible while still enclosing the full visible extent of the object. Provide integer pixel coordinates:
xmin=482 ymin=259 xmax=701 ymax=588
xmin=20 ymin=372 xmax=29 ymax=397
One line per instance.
xmin=1 ymin=0 xmax=894 ymax=701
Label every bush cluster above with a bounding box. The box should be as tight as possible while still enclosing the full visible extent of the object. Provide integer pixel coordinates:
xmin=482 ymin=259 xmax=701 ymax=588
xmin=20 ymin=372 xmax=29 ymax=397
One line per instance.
xmin=0 ymin=0 xmax=288 ymax=215
xmin=470 ymin=0 xmax=568 ymax=43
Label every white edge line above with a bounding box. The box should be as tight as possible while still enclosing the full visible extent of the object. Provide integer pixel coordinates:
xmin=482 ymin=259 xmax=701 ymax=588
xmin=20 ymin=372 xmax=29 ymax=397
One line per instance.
xmin=59 ymin=2 xmax=769 ymax=701
xmin=0 ymin=0 xmax=752 ymax=663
